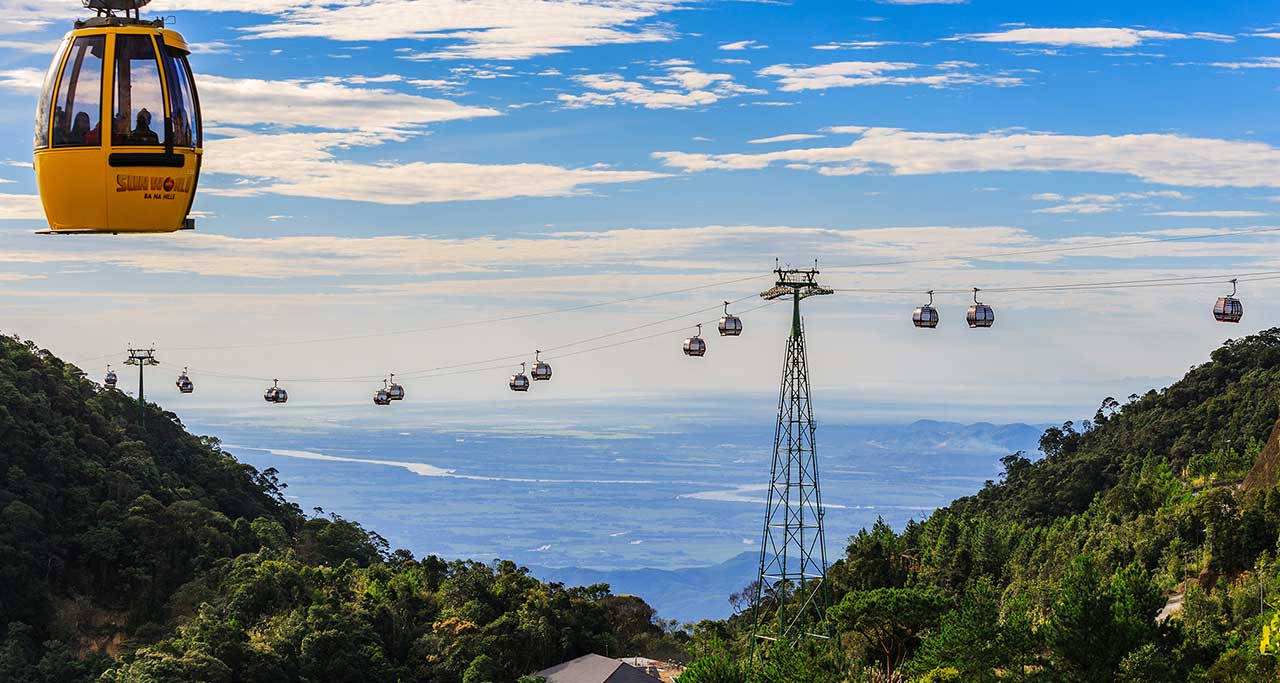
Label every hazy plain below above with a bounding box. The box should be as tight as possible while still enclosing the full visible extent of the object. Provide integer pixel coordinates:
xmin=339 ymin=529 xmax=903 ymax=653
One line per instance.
xmin=180 ymin=400 xmax=1043 ymax=621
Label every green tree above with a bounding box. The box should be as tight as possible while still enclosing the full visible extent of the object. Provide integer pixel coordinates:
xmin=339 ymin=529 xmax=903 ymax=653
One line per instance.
xmin=829 ymin=585 xmax=948 ymax=674
xmin=1046 ymin=556 xmax=1163 ymax=683
xmin=907 ymin=577 xmax=1002 ymax=682
xmin=679 ymin=641 xmax=744 ymax=683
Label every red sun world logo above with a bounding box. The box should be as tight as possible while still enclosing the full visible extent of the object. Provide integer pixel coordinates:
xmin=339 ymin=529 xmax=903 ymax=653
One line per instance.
xmin=163 ymin=177 xmax=175 ymax=192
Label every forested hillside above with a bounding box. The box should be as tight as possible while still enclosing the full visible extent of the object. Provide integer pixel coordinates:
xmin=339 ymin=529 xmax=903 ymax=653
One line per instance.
xmin=684 ymin=329 xmax=1280 ymax=682
xmin=0 ymin=335 xmax=683 ymax=682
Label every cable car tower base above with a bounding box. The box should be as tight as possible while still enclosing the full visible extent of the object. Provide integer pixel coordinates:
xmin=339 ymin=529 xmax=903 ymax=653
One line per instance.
xmin=752 ymin=265 xmax=833 ymax=651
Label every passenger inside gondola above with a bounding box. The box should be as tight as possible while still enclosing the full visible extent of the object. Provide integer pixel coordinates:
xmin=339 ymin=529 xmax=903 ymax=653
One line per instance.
xmin=112 ymin=34 xmax=165 ymax=146
xmin=131 ymin=109 xmax=158 ymax=144
xmin=69 ymin=111 xmax=90 ymax=144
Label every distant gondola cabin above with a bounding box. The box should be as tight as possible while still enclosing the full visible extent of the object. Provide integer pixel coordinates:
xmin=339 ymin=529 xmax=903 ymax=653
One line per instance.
xmin=33 ymin=1 xmax=201 ymax=233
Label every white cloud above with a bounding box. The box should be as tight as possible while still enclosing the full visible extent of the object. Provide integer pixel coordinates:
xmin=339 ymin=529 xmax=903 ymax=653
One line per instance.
xmin=1035 ymin=202 xmax=1116 ymax=215
xmin=952 ymin=27 xmax=1235 ymax=48
xmin=1032 ymin=190 xmax=1191 ymax=214
xmin=0 ymin=2 xmax=78 ymax=33
xmin=0 ymin=193 xmax=43 ymax=220
xmin=720 ymin=40 xmax=766 ymax=50
xmin=11 ymin=224 xmax=1277 ymax=289
xmin=559 ymin=63 xmax=765 ymax=110
xmin=158 ymin=0 xmax=687 ymax=60
xmin=1209 ymin=57 xmax=1280 ymax=69
xmin=758 ymin=60 xmax=1023 ymax=91
xmin=189 ymin=40 xmax=238 ymax=55
xmin=1147 ymin=210 xmax=1268 ymax=218
xmin=204 ymin=128 xmax=667 ymax=205
xmin=653 ymin=126 xmax=1280 ymax=188
xmin=198 ymin=74 xmax=501 ymax=132
xmin=0 ymin=37 xmax=62 ymax=53
xmin=813 ymin=41 xmax=898 ymax=50
xmin=748 ymin=133 xmax=825 ymax=144
xmin=0 ymin=67 xmax=44 ymax=94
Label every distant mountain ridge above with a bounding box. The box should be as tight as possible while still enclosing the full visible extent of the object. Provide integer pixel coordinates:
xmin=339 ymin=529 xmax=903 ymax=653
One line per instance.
xmin=530 ymin=551 xmax=761 ymax=624
xmin=841 ymin=419 xmax=1045 ymax=456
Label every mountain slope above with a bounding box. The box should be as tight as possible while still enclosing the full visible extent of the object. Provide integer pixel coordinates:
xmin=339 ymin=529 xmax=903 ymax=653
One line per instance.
xmin=0 ymin=336 xmax=683 ymax=682
xmin=684 ymin=328 xmax=1280 ymax=682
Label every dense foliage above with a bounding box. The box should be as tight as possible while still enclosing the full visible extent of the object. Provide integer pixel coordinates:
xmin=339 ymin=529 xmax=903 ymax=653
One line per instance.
xmin=683 ymin=328 xmax=1280 ymax=682
xmin=0 ymin=335 xmax=682 ymax=682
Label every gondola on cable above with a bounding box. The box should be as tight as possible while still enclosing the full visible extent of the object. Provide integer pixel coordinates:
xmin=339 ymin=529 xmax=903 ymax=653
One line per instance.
xmin=683 ymin=324 xmax=706 ymax=357
xmin=263 ymin=379 xmax=288 ymax=404
xmin=718 ymin=301 xmax=742 ymax=337
xmin=104 ymin=364 xmax=117 ymax=388
xmin=913 ymin=290 xmax=939 ymax=329
xmin=509 ymin=363 xmax=530 ymax=392
xmin=387 ymin=373 xmax=405 ymax=400
xmin=373 ymin=380 xmax=391 ymax=406
xmin=967 ymin=288 xmax=995 ymax=329
xmin=33 ymin=0 xmax=202 ymax=234
xmin=175 ymin=366 xmax=193 ymax=393
xmin=531 ymin=351 xmax=552 ymax=381
xmin=1214 ymin=278 xmax=1243 ymax=323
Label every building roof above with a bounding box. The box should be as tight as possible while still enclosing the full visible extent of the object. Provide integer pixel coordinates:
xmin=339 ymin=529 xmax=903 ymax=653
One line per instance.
xmin=537 ymin=654 xmax=658 ymax=683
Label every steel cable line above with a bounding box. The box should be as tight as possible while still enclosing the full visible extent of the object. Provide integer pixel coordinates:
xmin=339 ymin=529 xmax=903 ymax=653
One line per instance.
xmin=163 ymin=272 xmax=772 ymax=353
xmin=144 ymin=226 xmax=1280 ymax=357
xmin=547 ymin=300 xmax=779 ymax=362
xmin=537 ymin=293 xmax=759 ymax=355
xmin=831 ymin=270 xmax=1280 ymax=295
xmin=159 ymin=295 xmax=768 ymax=384
xmin=389 ymin=293 xmax=760 ymax=380
xmin=153 ymin=269 xmax=1269 ymax=387
xmin=123 ymin=230 xmax=1280 ymax=391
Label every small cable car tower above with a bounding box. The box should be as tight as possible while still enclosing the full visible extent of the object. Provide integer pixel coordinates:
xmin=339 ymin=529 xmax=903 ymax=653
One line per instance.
xmin=752 ymin=263 xmax=833 ymax=646
xmin=123 ymin=346 xmax=158 ymax=400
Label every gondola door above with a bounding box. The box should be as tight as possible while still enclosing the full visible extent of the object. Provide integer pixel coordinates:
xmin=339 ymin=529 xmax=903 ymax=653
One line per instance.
xmin=106 ymin=31 xmax=197 ymax=232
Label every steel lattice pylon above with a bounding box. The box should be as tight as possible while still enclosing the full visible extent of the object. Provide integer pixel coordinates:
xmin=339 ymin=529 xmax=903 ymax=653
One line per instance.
xmin=752 ymin=265 xmax=833 ymax=646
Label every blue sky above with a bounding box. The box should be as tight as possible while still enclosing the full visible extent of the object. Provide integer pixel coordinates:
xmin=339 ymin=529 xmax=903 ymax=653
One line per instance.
xmin=0 ymin=0 xmax=1277 ymax=420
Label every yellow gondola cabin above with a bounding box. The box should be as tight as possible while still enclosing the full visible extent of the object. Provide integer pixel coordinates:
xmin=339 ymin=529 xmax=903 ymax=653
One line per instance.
xmin=33 ymin=0 xmax=201 ymax=234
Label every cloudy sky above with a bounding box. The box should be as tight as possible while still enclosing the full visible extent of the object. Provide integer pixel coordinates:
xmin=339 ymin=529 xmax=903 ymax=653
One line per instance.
xmin=0 ymin=0 xmax=1277 ymax=421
